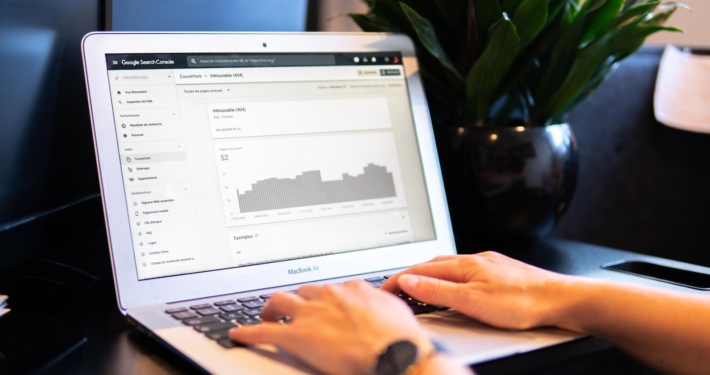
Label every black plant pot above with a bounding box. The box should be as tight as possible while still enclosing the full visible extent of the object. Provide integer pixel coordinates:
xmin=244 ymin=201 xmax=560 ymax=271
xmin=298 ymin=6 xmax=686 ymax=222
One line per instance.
xmin=435 ymin=124 xmax=578 ymax=252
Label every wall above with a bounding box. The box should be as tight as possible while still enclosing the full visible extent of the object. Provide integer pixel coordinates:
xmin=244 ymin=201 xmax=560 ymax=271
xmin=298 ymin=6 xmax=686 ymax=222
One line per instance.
xmin=317 ymin=0 xmax=367 ymax=32
xmin=647 ymin=0 xmax=710 ymax=48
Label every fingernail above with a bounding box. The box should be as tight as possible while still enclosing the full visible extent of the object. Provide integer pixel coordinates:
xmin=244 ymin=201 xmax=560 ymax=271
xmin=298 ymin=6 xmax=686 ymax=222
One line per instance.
xmin=399 ymin=274 xmax=420 ymax=289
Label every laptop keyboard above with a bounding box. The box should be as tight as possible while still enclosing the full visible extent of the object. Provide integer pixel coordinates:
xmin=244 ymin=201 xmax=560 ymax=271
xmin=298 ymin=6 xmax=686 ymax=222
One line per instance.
xmin=162 ymin=276 xmax=449 ymax=349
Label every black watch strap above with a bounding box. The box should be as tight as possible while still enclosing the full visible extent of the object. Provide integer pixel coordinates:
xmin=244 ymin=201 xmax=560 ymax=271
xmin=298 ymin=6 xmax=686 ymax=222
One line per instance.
xmin=373 ymin=339 xmax=445 ymax=375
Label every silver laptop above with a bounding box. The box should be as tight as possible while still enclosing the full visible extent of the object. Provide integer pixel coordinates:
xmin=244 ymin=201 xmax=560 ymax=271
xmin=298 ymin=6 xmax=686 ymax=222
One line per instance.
xmin=82 ymin=32 xmax=581 ymax=374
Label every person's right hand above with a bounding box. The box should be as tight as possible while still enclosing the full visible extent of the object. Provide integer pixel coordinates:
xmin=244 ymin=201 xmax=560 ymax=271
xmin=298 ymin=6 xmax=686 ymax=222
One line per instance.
xmin=381 ymin=252 xmax=576 ymax=330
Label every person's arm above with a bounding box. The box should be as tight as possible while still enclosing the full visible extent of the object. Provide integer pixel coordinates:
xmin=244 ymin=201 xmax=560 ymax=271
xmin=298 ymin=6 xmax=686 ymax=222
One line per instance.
xmin=229 ymin=280 xmax=472 ymax=375
xmin=381 ymin=252 xmax=710 ymax=375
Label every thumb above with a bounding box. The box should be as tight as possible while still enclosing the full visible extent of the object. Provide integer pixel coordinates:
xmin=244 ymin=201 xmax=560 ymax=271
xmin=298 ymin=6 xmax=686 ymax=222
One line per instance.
xmin=399 ymin=274 xmax=465 ymax=309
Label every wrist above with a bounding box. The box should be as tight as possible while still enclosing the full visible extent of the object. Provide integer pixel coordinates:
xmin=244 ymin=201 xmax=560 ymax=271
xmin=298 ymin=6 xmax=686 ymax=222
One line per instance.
xmin=545 ymin=276 xmax=602 ymax=332
xmin=416 ymin=353 xmax=473 ymax=375
xmin=369 ymin=336 xmax=437 ymax=375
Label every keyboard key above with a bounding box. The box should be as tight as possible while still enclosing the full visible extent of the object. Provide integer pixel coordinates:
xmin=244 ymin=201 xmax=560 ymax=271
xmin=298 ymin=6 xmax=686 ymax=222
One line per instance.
xmin=172 ymin=311 xmax=198 ymax=320
xmin=220 ymin=304 xmax=244 ymax=313
xmin=194 ymin=321 xmax=236 ymax=333
xmin=410 ymin=304 xmax=435 ymax=315
xmin=220 ymin=312 xmax=243 ymax=321
xmin=259 ymin=293 xmax=273 ymax=300
xmin=213 ymin=300 xmax=236 ymax=306
xmin=398 ymin=292 xmax=413 ymax=300
xmin=217 ymin=338 xmax=243 ymax=348
xmin=242 ymin=308 xmax=262 ymax=317
xmin=383 ymin=275 xmax=394 ymax=279
xmin=236 ymin=316 xmax=260 ymax=325
xmin=165 ymin=307 xmax=187 ymax=314
xmin=205 ymin=329 xmax=232 ymax=341
xmin=189 ymin=303 xmax=212 ymax=310
xmin=196 ymin=307 xmax=221 ymax=316
xmin=241 ymin=300 xmax=264 ymax=309
xmin=365 ymin=277 xmax=385 ymax=282
xmin=183 ymin=316 xmax=220 ymax=326
xmin=237 ymin=296 xmax=259 ymax=302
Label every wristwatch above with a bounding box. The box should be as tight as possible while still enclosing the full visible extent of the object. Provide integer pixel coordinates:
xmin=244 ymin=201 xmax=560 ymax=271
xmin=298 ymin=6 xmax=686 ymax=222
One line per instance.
xmin=371 ymin=338 xmax=444 ymax=375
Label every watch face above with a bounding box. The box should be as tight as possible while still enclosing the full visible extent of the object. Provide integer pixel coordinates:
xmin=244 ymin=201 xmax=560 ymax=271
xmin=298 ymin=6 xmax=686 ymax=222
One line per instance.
xmin=375 ymin=340 xmax=418 ymax=375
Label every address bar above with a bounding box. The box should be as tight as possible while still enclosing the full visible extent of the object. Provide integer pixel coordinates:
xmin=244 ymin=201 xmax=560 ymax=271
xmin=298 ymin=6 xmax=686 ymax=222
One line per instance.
xmin=173 ymin=65 xmax=403 ymax=85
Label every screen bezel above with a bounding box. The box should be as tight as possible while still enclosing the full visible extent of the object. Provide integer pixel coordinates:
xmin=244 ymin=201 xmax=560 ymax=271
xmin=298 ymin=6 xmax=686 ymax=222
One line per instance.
xmin=82 ymin=32 xmax=456 ymax=312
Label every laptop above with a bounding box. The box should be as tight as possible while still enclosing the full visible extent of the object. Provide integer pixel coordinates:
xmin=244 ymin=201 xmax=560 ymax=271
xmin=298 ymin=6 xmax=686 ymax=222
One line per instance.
xmin=82 ymin=32 xmax=581 ymax=374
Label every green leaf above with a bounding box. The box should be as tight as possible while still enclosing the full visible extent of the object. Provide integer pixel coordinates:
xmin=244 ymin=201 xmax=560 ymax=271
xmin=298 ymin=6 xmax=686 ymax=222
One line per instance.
xmin=647 ymin=8 xmax=677 ymax=25
xmin=608 ymin=23 xmax=681 ymax=61
xmin=557 ymin=60 xmax=618 ymax=116
xmin=536 ymin=3 xmax=587 ymax=106
xmin=613 ymin=1 xmax=660 ymax=26
xmin=512 ymin=0 xmax=549 ymax=47
xmin=400 ymin=2 xmax=463 ymax=79
xmin=502 ymin=0 xmax=525 ymax=16
xmin=581 ymin=0 xmax=624 ymax=43
xmin=623 ymin=0 xmax=642 ymax=11
xmin=585 ymin=0 xmax=607 ymax=13
xmin=645 ymin=2 xmax=691 ymax=26
xmin=474 ymin=0 xmax=504 ymax=43
xmin=656 ymin=1 xmax=691 ymax=12
xmin=432 ymin=0 xmax=468 ymax=35
xmin=545 ymin=20 xmax=681 ymax=119
xmin=543 ymin=36 xmax=610 ymax=120
xmin=364 ymin=0 xmax=416 ymax=37
xmin=466 ymin=15 xmax=521 ymax=123
xmin=349 ymin=14 xmax=392 ymax=32
xmin=492 ymin=3 xmax=568 ymax=104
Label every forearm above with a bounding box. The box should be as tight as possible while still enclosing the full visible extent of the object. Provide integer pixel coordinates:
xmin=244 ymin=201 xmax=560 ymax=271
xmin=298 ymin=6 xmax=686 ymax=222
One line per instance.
xmin=418 ymin=354 xmax=474 ymax=375
xmin=555 ymin=277 xmax=710 ymax=375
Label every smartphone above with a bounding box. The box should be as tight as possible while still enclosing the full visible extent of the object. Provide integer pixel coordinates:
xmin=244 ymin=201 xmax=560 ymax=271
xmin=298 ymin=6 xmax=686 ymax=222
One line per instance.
xmin=602 ymin=260 xmax=710 ymax=291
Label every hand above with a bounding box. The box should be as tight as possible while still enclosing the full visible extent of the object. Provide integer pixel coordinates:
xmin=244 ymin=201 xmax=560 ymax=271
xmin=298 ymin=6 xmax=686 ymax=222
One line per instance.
xmin=229 ymin=280 xmax=431 ymax=375
xmin=381 ymin=252 xmax=573 ymax=330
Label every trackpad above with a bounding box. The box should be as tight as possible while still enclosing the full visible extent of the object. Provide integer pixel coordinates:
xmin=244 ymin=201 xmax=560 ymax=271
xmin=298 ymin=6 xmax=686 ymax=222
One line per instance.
xmin=417 ymin=311 xmax=582 ymax=364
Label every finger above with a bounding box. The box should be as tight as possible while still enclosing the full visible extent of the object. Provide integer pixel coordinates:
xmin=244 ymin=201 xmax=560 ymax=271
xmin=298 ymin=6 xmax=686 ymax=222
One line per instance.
xmin=398 ymin=274 xmax=467 ymax=309
xmin=343 ymin=279 xmax=372 ymax=290
xmin=229 ymin=323 xmax=293 ymax=349
xmin=381 ymin=259 xmax=473 ymax=293
xmin=296 ymin=284 xmax=323 ymax=300
xmin=260 ymin=292 xmax=305 ymax=322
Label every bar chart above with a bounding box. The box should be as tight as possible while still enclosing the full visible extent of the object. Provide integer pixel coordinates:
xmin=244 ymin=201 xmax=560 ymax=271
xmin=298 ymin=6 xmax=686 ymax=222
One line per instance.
xmin=236 ymin=163 xmax=397 ymax=213
xmin=214 ymin=132 xmax=407 ymax=227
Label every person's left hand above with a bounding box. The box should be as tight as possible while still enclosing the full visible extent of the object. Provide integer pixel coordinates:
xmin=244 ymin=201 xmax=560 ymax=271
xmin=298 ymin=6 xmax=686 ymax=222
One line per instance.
xmin=229 ymin=280 xmax=430 ymax=375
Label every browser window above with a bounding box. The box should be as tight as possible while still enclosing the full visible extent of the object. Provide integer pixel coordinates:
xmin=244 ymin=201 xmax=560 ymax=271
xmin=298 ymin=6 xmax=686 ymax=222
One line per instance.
xmin=106 ymin=52 xmax=435 ymax=280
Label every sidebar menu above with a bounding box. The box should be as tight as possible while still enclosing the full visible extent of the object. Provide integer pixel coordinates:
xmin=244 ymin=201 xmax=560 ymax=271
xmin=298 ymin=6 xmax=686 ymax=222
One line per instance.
xmin=109 ymin=69 xmax=203 ymax=279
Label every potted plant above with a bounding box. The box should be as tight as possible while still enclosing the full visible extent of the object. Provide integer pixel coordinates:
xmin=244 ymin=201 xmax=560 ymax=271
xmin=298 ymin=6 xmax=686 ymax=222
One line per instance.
xmin=350 ymin=0 xmax=684 ymax=250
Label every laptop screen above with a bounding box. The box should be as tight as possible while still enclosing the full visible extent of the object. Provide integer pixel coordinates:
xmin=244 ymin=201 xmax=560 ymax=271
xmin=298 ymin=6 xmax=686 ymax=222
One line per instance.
xmin=105 ymin=52 xmax=436 ymax=280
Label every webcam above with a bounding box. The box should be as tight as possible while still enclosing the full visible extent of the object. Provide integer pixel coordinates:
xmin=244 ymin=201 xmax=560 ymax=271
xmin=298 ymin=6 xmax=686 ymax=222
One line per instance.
xmin=263 ymin=43 xmax=267 ymax=48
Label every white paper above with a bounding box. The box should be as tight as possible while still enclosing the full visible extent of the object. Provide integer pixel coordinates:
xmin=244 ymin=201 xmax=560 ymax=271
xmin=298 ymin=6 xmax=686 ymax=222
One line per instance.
xmin=654 ymin=45 xmax=710 ymax=133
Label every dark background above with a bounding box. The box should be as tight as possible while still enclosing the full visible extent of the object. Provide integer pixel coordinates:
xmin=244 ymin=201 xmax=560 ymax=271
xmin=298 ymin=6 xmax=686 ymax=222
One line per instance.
xmin=0 ymin=0 xmax=102 ymax=228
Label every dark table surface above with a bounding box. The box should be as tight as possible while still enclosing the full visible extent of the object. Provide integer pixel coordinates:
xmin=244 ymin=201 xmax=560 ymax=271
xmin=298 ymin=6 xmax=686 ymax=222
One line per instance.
xmin=7 ymin=230 xmax=709 ymax=375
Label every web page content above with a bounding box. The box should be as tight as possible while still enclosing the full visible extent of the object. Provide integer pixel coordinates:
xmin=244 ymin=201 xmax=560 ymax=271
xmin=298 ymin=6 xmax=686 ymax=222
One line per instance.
xmin=106 ymin=54 xmax=435 ymax=280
